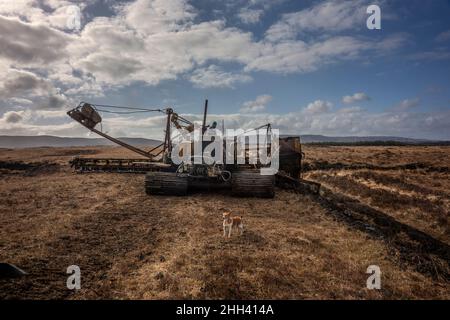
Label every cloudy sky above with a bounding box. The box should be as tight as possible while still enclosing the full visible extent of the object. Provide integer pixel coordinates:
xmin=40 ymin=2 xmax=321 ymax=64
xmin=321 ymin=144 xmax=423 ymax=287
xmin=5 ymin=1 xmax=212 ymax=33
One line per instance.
xmin=0 ymin=0 xmax=449 ymax=140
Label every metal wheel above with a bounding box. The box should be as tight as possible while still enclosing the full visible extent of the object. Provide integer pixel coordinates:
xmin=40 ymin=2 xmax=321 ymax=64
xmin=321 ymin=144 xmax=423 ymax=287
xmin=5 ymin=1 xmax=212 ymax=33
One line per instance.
xmin=231 ymin=170 xmax=275 ymax=198
xmin=145 ymin=172 xmax=188 ymax=196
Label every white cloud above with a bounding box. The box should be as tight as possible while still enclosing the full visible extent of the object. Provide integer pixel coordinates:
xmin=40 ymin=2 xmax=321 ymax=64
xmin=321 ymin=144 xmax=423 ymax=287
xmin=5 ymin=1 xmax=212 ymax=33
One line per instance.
xmin=338 ymin=106 xmax=364 ymax=113
xmin=68 ymin=18 xmax=259 ymax=87
xmin=392 ymin=98 xmax=420 ymax=111
xmin=0 ymin=120 xmax=84 ymax=136
xmin=435 ymin=30 xmax=450 ymax=43
xmin=34 ymin=109 xmax=68 ymax=119
xmin=2 ymin=105 xmax=449 ymax=140
xmin=120 ymin=0 xmax=196 ymax=36
xmin=0 ymin=69 xmax=52 ymax=98
xmin=9 ymin=1 xmax=407 ymax=90
xmin=0 ymin=68 xmax=69 ymax=109
xmin=8 ymin=97 xmax=33 ymax=105
xmin=409 ymin=50 xmax=450 ymax=61
xmin=0 ymin=0 xmax=419 ymax=143
xmin=240 ymin=94 xmax=272 ymax=113
xmin=41 ymin=94 xmax=69 ymax=109
xmin=245 ymin=34 xmax=407 ymax=74
xmin=2 ymin=110 xmax=25 ymax=123
xmin=234 ymin=0 xmax=284 ymax=24
xmin=0 ymin=0 xmax=411 ymax=107
xmin=189 ymin=65 xmax=252 ymax=88
xmin=238 ymin=8 xmax=264 ymax=24
xmin=265 ymin=0 xmax=369 ymax=41
xmin=0 ymin=0 xmax=88 ymax=31
xmin=342 ymin=92 xmax=370 ymax=104
xmin=0 ymin=15 xmax=71 ymax=65
xmin=304 ymin=100 xmax=333 ymax=114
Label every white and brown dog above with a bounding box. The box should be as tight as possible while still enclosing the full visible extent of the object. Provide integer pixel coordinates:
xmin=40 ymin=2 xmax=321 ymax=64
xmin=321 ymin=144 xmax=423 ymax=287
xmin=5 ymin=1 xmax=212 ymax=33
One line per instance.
xmin=222 ymin=212 xmax=244 ymax=238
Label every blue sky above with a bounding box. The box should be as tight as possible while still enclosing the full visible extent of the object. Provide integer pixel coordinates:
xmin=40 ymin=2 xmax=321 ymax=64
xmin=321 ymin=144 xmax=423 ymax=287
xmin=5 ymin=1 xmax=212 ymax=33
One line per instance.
xmin=0 ymin=0 xmax=449 ymax=140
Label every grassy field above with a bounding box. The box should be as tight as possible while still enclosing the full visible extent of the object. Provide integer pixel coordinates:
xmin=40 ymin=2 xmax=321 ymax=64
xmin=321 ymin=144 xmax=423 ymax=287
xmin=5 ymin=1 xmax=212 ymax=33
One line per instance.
xmin=302 ymin=145 xmax=450 ymax=243
xmin=0 ymin=145 xmax=449 ymax=299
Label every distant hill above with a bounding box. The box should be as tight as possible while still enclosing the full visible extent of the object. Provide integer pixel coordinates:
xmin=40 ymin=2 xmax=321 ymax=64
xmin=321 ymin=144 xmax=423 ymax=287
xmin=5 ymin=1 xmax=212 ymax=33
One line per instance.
xmin=0 ymin=135 xmax=161 ymax=148
xmin=0 ymin=135 xmax=447 ymax=148
xmin=298 ymin=135 xmax=433 ymax=144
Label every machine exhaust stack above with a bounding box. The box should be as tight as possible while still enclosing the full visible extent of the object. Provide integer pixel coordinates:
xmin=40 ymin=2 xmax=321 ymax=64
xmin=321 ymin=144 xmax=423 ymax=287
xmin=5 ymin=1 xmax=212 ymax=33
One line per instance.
xmin=202 ymin=99 xmax=208 ymax=134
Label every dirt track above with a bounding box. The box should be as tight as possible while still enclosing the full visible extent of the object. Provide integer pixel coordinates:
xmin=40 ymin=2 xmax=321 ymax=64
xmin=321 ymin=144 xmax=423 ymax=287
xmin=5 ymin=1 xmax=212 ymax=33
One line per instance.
xmin=0 ymin=146 xmax=449 ymax=299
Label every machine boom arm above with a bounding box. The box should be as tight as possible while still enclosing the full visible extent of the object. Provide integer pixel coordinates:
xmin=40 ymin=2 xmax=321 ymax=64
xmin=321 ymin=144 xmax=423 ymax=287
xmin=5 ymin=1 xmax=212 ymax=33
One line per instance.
xmin=67 ymin=103 xmax=159 ymax=159
xmin=88 ymin=126 xmax=155 ymax=159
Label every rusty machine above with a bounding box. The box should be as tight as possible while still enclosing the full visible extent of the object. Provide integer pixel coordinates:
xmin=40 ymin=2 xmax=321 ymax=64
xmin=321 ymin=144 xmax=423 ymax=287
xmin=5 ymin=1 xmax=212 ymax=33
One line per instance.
xmin=67 ymin=100 xmax=318 ymax=197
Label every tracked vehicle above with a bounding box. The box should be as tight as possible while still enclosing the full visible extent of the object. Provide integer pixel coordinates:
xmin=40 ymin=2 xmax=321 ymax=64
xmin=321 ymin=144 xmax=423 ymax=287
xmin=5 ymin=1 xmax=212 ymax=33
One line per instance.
xmin=67 ymin=100 xmax=314 ymax=197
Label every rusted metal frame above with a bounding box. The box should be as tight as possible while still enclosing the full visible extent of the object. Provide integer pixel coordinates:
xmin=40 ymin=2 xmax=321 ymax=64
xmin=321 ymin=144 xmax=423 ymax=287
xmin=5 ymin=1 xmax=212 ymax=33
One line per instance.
xmin=175 ymin=114 xmax=193 ymax=125
xmin=148 ymin=142 xmax=165 ymax=153
xmin=89 ymin=127 xmax=154 ymax=159
xmin=68 ymin=108 xmax=155 ymax=159
xmin=202 ymin=99 xmax=208 ymax=134
xmin=162 ymin=109 xmax=173 ymax=161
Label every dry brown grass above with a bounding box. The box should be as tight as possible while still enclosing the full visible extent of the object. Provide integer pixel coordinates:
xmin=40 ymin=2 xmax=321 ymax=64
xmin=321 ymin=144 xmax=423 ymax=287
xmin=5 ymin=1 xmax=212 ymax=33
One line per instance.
xmin=303 ymin=145 xmax=450 ymax=167
xmin=303 ymin=146 xmax=450 ymax=244
xmin=0 ymin=146 xmax=449 ymax=299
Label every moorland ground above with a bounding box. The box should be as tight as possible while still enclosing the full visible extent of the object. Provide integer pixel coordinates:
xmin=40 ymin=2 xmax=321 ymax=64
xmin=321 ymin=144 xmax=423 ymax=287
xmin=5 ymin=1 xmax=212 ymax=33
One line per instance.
xmin=0 ymin=145 xmax=449 ymax=299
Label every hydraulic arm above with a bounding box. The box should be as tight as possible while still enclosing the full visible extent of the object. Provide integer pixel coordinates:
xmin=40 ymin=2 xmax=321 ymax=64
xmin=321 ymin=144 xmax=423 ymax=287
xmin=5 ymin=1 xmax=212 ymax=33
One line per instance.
xmin=67 ymin=102 xmax=166 ymax=159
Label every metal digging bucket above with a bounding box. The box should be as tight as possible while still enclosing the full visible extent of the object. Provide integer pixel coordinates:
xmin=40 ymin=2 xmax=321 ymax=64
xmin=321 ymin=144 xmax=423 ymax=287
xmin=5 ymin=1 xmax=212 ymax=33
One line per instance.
xmin=80 ymin=103 xmax=102 ymax=129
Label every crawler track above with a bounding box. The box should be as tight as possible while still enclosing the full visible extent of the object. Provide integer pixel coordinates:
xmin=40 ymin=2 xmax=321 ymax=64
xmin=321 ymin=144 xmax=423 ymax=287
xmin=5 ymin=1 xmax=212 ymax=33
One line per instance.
xmin=69 ymin=157 xmax=169 ymax=173
xmin=232 ymin=170 xmax=275 ymax=198
xmin=145 ymin=172 xmax=188 ymax=195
